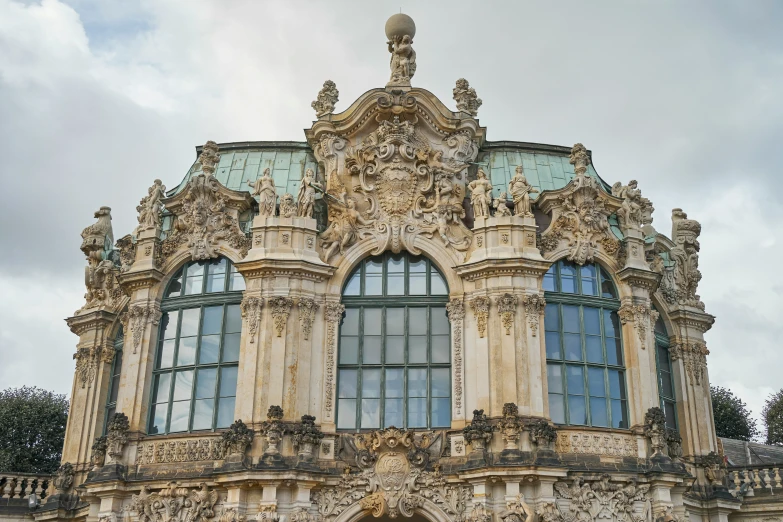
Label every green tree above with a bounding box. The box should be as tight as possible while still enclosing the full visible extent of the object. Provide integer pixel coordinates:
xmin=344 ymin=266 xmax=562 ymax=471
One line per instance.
xmin=710 ymin=385 xmax=759 ymax=441
xmin=763 ymin=389 xmax=783 ymax=446
xmin=0 ymin=386 xmax=69 ymax=473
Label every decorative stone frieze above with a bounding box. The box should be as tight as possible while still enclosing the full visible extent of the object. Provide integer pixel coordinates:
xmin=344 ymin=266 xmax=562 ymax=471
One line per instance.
xmin=131 ymin=483 xmax=218 ymax=522
xmin=313 ymin=428 xmax=471 ymax=520
xmin=500 ymin=495 xmax=532 ymax=522
xmin=536 ymin=144 xmax=622 ymax=265
xmin=53 ymin=462 xmax=74 ymax=493
xmin=218 ymin=508 xmax=246 ymax=522
xmin=74 ymin=341 xmax=115 ymax=388
xmin=498 ymin=403 xmax=524 ymax=450
xmin=312 ymin=80 xmax=339 ymax=117
xmin=219 ymin=419 xmax=254 ymax=457
xmin=269 ymin=296 xmax=294 ymax=337
xmin=469 ymin=296 xmax=489 ymax=338
xmin=453 ymin=78 xmax=482 ymax=116
xmin=240 ymin=296 xmax=263 ymax=344
xmin=670 ymin=339 xmax=709 ymax=385
xmin=554 ymin=430 xmax=638 ymax=457
xmin=466 ymin=503 xmax=492 ymax=522
xmin=618 ymin=300 xmax=653 ymax=345
xmin=446 ymin=298 xmax=465 ymax=417
xmin=134 ymin=179 xmax=166 ymax=235
xmin=289 ymin=508 xmax=317 ymax=522
xmin=496 ymin=293 xmax=518 ymax=335
xmin=256 ymin=505 xmax=279 ymax=522
xmin=105 ymin=412 xmax=129 ymax=464
xmin=522 ymin=293 xmax=545 ymax=337
xmin=463 ymin=409 xmax=493 ymax=452
xmin=644 ymin=407 xmax=667 ymax=457
xmin=125 ymin=302 xmax=162 ymax=354
xmin=552 ymin=475 xmax=651 ymax=522
xmin=298 ymin=298 xmax=319 ymax=341
xmin=135 ymin=437 xmax=226 ymax=464
xmin=323 ymin=303 xmax=345 ymax=419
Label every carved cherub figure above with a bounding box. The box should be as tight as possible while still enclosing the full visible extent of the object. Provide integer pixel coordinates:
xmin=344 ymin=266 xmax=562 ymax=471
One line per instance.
xmin=279 ymin=193 xmax=297 ymax=218
xmin=468 ymin=169 xmax=493 ymax=219
xmin=296 ymin=168 xmax=322 ymax=218
xmin=508 ymin=165 xmax=538 ymax=217
xmin=493 ymin=192 xmax=512 ymax=217
xmin=320 ymin=198 xmax=373 ymax=262
xmin=248 ymin=168 xmax=277 ymax=217
xmin=388 ymin=34 xmax=416 ymax=84
xmin=612 ymin=179 xmax=644 ymax=230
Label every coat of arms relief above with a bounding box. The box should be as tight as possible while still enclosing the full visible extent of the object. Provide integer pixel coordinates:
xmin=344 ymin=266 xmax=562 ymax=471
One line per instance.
xmin=308 ymin=90 xmax=483 ymax=263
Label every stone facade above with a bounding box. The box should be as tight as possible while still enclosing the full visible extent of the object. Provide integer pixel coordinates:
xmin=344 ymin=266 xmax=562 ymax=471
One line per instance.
xmin=7 ymin=13 xmax=780 ymax=522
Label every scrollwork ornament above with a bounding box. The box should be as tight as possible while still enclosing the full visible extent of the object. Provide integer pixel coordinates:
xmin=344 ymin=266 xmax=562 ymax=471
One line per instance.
xmin=269 ymin=296 xmax=293 ymax=337
xmin=453 ymin=78 xmax=482 ymax=116
xmin=470 ymin=296 xmax=490 ymax=338
xmin=324 ymin=303 xmax=345 ymax=417
xmin=240 ymin=296 xmax=263 ymax=343
xmin=497 ymin=293 xmax=517 ymax=335
xmin=522 ymin=293 xmax=545 ymax=337
xmin=312 ymin=80 xmax=339 ymax=117
xmin=131 ymin=483 xmax=218 ymax=522
xmin=670 ymin=339 xmax=709 ymax=385
xmin=618 ymin=302 xmax=652 ymax=345
xmin=298 ymin=298 xmax=319 ymax=341
xmin=446 ymin=299 xmax=465 ymax=416
xmin=127 ymin=302 xmax=162 ymax=354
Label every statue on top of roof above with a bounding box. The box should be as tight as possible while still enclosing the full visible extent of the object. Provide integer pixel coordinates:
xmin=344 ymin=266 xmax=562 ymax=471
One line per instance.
xmin=509 ymin=165 xmax=539 ymax=217
xmin=248 ymin=168 xmax=277 ymax=217
xmin=469 ymin=169 xmax=493 ymax=219
xmin=312 ymin=80 xmax=339 ymax=118
xmin=296 ymin=168 xmax=322 ymax=218
xmin=385 ymin=14 xmax=417 ymax=87
xmin=135 ymin=179 xmax=166 ymax=234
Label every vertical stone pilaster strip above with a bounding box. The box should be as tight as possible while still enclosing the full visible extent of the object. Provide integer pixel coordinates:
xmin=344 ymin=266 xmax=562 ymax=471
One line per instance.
xmin=323 ymin=303 xmax=345 ymax=422
xmin=447 ymin=299 xmax=465 ymax=417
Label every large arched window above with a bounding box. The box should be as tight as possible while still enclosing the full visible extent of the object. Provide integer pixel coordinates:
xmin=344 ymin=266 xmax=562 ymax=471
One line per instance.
xmin=104 ymin=327 xmax=124 ymax=433
xmin=148 ymin=257 xmax=246 ymax=434
xmin=337 ymin=253 xmax=450 ymax=431
xmin=543 ymin=260 xmax=629 ymax=428
xmin=654 ymin=313 xmax=677 ymax=429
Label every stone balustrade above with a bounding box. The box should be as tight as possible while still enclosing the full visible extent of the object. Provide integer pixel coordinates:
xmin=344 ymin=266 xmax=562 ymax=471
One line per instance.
xmin=728 ymin=466 xmax=783 ymax=497
xmin=0 ymin=473 xmax=52 ymax=500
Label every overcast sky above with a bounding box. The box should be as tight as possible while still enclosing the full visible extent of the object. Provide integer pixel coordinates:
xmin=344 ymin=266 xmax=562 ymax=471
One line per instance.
xmin=1 ymin=0 xmax=781 ymax=429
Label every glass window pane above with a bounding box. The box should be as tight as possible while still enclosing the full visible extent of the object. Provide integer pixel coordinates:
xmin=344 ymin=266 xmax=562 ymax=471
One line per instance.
xmin=219 ymin=366 xmax=238 ymax=397
xmin=543 ymin=272 xmax=556 ymax=292
xmin=169 ymin=401 xmax=191 ymax=432
xmin=362 ymin=369 xmax=381 ymax=398
xmin=560 ymin=262 xmax=576 ymax=277
xmin=544 ymin=304 xmax=560 ymax=331
xmin=547 ymin=364 xmax=563 ymax=393
xmin=564 ymin=334 xmax=582 ymax=361
xmin=385 ymin=369 xmax=404 ymax=398
xmin=409 ymin=336 xmax=427 ymax=363
xmin=165 ymin=271 xmax=183 ymax=297
xmin=408 ymin=369 xmax=427 ymax=397
xmin=606 ymin=336 xmax=623 ymax=366
xmin=192 ymin=399 xmax=215 ymax=430
xmin=611 ymin=399 xmax=628 ymax=428
xmin=568 ymin=395 xmax=587 ymax=425
xmin=588 ymin=367 xmax=606 ymax=397
xmin=431 ymin=368 xmax=449 ymax=397
xmin=664 ymin=402 xmax=677 ymax=429
xmin=202 ymin=306 xmax=222 ymax=335
xmin=343 ymin=271 xmax=361 ymax=296
xmin=364 ymin=308 xmax=382 ymax=335
xmin=337 ymin=399 xmax=356 ymax=429
xmin=583 ymin=308 xmax=600 ymax=335
xmin=387 ymin=254 xmax=405 ymax=273
xmin=431 ymin=397 xmax=450 ymax=427
xmin=110 ymin=368 xmax=121 ymax=402
xmin=600 ymin=267 xmax=617 ymax=298
xmin=566 ymin=365 xmax=585 ymax=395
xmin=149 ymin=403 xmax=168 ymax=435
xmin=173 ymin=370 xmax=194 ymax=401
xmin=385 ymin=398 xmax=403 ymax=427
xmin=387 ymin=274 xmax=405 ymax=295
xmin=225 ymin=305 xmax=241 ymax=333
xmin=562 ymin=306 xmax=580 ymax=333
xmin=342 ymin=309 xmax=359 ymax=335
xmin=159 ymin=339 xmax=175 ymax=368
xmin=561 ymin=276 xmax=576 ymax=294
xmin=160 ymin=311 xmax=179 ymax=340
xmin=608 ymin=370 xmax=626 ymax=399
xmin=217 ymin=397 xmax=235 ymax=428
xmin=365 ymin=275 xmax=382 ymax=295
xmin=658 ymin=346 xmax=671 ymax=372
xmin=206 ymin=273 xmax=226 ymax=293
xmin=363 ymin=336 xmax=381 ymax=364
xmin=386 ymin=336 xmax=404 ymax=364
xmin=603 ymin=309 xmax=620 ymax=338
xmin=229 ymin=271 xmax=245 ymax=291
xmin=430 ymin=272 xmax=448 ymax=295
xmin=432 ymin=336 xmax=450 ymax=364
xmin=410 ymin=274 xmax=427 ymax=295
xmin=180 ymin=308 xmax=200 ymax=337
xmin=654 ymin=316 xmax=667 ymax=336
xmin=195 ymin=368 xmax=217 ymax=399
xmin=549 ymin=394 xmax=565 ymax=424
xmin=153 ymin=373 xmax=172 ymax=403
xmin=366 ymin=259 xmax=383 ymax=273
xmin=200 ymin=335 xmax=220 ymax=364
xmin=339 ymin=369 xmax=358 ymax=398
xmin=184 ymin=276 xmax=203 ymax=295
xmin=385 ymin=308 xmax=404 ymax=335
xmin=361 ymin=399 xmax=380 ymax=428
xmin=408 ymin=397 xmax=427 ymax=428
xmin=222 ymin=333 xmax=240 ymax=362
xmin=545 ymin=331 xmax=562 ymax=360
xmin=340 ymin=337 xmax=359 ymax=364
xmin=177 ymin=337 xmax=197 ymax=366
xmin=410 ymin=258 xmax=426 ymax=273
xmin=409 ymin=310 xmax=427 ymax=335
xmin=660 ymin=371 xmax=674 ymax=398
xmin=585 ymin=336 xmax=603 ymax=363
xmin=187 ymin=262 xmax=205 ymax=277
xmin=590 ymin=397 xmax=608 ymax=427
xmin=208 ymin=258 xmax=227 ymax=275
xmin=431 ymin=308 xmax=449 ymax=334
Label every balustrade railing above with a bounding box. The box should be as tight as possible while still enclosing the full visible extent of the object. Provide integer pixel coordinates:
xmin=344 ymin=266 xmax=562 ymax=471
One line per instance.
xmin=0 ymin=473 xmax=52 ymax=500
xmin=728 ymin=466 xmax=783 ymax=497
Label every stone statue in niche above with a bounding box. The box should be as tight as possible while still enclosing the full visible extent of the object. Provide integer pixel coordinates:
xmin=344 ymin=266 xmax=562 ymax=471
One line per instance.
xmin=469 ymin=168 xmax=493 ymax=218
xmin=509 ymin=165 xmax=538 ymax=217
xmin=248 ymin=168 xmax=277 ymax=217
xmin=385 ymin=14 xmax=416 ymax=86
xmin=135 ymin=179 xmax=166 ymax=234
xmin=296 ymin=168 xmax=322 ymax=218
xmin=493 ymin=192 xmax=512 ymax=217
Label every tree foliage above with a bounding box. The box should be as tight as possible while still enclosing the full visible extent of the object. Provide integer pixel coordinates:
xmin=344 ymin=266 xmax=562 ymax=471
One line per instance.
xmin=763 ymin=389 xmax=783 ymax=446
xmin=710 ymin=385 xmax=759 ymax=441
xmin=0 ymin=386 xmax=69 ymax=473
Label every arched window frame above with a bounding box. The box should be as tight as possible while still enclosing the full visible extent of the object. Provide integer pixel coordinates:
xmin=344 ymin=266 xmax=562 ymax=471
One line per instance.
xmin=104 ymin=328 xmax=124 ymax=434
xmin=653 ymin=312 xmax=678 ymax=429
xmin=337 ymin=253 xmax=451 ymax=432
xmin=147 ymin=257 xmax=246 ymax=435
xmin=543 ymin=260 xmax=630 ymax=429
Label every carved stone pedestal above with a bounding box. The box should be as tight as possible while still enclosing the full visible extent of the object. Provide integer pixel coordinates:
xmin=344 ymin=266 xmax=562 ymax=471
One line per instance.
xmin=470 ymin=215 xmax=542 ymax=262
xmin=246 ymin=216 xmax=325 ymax=264
xmin=623 ymin=228 xmax=650 ymax=271
xmin=132 ymin=227 xmax=162 ymax=272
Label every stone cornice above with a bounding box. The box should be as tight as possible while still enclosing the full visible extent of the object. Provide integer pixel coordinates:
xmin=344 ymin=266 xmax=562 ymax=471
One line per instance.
xmin=66 ymin=309 xmax=118 ymax=336
xmin=455 ymin=257 xmax=551 ymax=281
xmin=617 ymin=266 xmax=661 ymax=292
xmin=667 ymin=306 xmax=715 ymax=333
xmin=234 ymin=258 xmax=336 ymax=282
xmin=118 ymin=268 xmax=165 ymax=293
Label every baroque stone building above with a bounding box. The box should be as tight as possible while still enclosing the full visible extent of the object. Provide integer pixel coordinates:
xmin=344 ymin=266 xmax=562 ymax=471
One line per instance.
xmin=3 ymin=13 xmax=782 ymax=522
